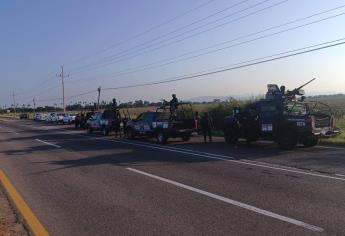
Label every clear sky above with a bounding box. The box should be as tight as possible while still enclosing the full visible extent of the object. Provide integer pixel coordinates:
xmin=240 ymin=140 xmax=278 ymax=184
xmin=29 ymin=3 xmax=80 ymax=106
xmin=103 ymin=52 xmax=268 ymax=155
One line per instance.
xmin=1 ymin=0 xmax=345 ymax=107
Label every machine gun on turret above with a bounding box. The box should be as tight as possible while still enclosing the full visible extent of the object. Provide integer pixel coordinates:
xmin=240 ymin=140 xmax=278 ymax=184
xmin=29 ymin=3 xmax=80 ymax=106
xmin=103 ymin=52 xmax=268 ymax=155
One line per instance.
xmin=265 ymin=78 xmax=316 ymax=101
xmin=286 ymin=78 xmax=316 ymax=99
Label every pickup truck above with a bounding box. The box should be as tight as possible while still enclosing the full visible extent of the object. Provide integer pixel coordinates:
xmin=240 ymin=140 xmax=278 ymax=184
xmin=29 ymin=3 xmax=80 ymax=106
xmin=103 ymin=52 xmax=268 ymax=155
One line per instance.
xmin=125 ymin=104 xmax=195 ymax=144
xmin=86 ymin=110 xmax=117 ymax=136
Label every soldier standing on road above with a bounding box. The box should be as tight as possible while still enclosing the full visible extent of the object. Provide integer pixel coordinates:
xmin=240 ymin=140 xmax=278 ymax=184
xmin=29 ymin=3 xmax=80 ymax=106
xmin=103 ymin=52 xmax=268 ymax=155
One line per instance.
xmin=80 ymin=113 xmax=86 ymax=129
xmin=112 ymin=98 xmax=122 ymax=138
xmin=75 ymin=113 xmax=80 ymax=129
xmin=200 ymin=112 xmax=213 ymax=143
xmin=194 ymin=111 xmax=201 ymax=134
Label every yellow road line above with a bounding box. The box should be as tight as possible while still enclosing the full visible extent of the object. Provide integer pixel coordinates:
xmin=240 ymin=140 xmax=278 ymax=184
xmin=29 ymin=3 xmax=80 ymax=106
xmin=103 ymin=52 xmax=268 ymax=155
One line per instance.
xmin=0 ymin=170 xmax=49 ymax=236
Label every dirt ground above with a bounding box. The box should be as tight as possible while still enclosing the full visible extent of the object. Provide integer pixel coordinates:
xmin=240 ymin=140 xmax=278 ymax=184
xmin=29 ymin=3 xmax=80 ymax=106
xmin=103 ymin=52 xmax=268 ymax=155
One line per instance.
xmin=0 ymin=186 xmax=28 ymax=236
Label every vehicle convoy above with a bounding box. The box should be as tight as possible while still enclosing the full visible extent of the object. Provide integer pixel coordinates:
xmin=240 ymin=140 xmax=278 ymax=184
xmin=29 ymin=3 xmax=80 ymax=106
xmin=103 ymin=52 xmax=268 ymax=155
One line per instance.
xmin=62 ymin=113 xmax=76 ymax=124
xmin=86 ymin=110 xmax=118 ymax=136
xmin=223 ymin=79 xmax=339 ymax=149
xmin=125 ymin=102 xmax=195 ymax=144
xmin=46 ymin=113 xmax=58 ymax=123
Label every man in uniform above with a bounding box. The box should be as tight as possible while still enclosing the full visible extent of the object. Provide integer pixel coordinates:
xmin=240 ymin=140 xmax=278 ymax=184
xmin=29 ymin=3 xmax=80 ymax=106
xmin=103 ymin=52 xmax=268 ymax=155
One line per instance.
xmin=169 ymin=94 xmax=178 ymax=118
xmin=112 ymin=98 xmax=122 ymax=138
xmin=200 ymin=112 xmax=213 ymax=143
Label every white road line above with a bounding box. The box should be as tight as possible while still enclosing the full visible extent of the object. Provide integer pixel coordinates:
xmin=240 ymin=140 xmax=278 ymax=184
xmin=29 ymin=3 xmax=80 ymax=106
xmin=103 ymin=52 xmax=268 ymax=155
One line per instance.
xmin=317 ymin=145 xmax=345 ymax=151
xmin=18 ymin=125 xmax=345 ymax=182
xmin=100 ymin=139 xmax=345 ymax=182
xmin=127 ymin=167 xmax=324 ymax=233
xmin=35 ymin=139 xmax=61 ymax=148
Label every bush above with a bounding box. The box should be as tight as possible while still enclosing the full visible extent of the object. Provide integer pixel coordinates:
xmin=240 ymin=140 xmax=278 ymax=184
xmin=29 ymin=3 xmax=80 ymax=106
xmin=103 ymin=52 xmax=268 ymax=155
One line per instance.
xmin=207 ymin=100 xmax=246 ymax=131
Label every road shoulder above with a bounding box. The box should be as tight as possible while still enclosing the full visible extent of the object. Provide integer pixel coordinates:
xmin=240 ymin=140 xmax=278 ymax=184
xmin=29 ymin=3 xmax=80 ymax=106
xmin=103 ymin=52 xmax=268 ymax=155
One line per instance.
xmin=0 ymin=185 xmax=28 ymax=236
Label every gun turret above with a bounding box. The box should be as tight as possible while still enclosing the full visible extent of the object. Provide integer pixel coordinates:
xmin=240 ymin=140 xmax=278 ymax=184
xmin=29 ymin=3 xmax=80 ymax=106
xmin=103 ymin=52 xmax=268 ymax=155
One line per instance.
xmin=286 ymin=78 xmax=316 ymax=98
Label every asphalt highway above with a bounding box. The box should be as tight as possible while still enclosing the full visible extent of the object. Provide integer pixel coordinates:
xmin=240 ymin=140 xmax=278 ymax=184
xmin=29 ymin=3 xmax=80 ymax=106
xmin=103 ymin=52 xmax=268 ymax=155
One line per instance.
xmin=0 ymin=118 xmax=344 ymax=235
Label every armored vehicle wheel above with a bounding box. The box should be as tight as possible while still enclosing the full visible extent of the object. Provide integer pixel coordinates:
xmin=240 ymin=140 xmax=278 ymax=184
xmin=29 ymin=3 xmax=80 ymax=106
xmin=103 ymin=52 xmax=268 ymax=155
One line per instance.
xmin=126 ymin=128 xmax=135 ymax=139
xmin=302 ymin=135 xmax=319 ymax=147
xmin=278 ymin=127 xmax=297 ymax=150
xmin=157 ymin=131 xmax=167 ymax=144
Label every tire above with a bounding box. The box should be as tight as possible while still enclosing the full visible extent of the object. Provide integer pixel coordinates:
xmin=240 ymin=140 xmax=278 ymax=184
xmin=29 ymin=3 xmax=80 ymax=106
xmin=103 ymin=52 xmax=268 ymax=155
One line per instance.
xmin=278 ymin=127 xmax=297 ymax=150
xmin=182 ymin=135 xmax=190 ymax=142
xmin=88 ymin=127 xmax=93 ymax=134
xmin=126 ymin=128 xmax=135 ymax=139
xmin=302 ymin=135 xmax=319 ymax=147
xmin=156 ymin=130 xmax=167 ymax=144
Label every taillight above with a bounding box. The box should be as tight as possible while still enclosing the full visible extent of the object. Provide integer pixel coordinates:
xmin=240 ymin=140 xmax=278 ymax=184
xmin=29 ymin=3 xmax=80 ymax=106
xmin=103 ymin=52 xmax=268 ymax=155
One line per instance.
xmin=306 ymin=116 xmax=315 ymax=130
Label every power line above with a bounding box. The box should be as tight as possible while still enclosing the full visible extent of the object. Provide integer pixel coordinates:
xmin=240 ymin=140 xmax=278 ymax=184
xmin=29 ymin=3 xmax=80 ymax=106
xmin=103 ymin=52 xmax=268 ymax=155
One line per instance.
xmin=95 ymin=0 xmax=252 ymax=62
xmin=68 ymin=0 xmax=277 ymax=74
xmin=101 ymin=39 xmax=345 ymax=91
xmin=36 ymin=89 xmax=97 ymax=103
xmin=66 ymin=7 xmax=345 ymax=85
xmin=32 ymin=38 xmax=345 ymax=103
xmin=98 ymin=0 xmax=273 ymax=63
xmin=6 ymin=1 xmax=217 ymax=105
xmin=64 ymin=0 xmax=217 ymax=67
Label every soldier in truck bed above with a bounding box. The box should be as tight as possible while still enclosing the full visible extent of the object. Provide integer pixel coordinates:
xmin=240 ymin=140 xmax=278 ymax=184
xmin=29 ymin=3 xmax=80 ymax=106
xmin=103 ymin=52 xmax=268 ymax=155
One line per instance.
xmin=169 ymin=94 xmax=178 ymax=117
xmin=162 ymin=94 xmax=179 ymax=118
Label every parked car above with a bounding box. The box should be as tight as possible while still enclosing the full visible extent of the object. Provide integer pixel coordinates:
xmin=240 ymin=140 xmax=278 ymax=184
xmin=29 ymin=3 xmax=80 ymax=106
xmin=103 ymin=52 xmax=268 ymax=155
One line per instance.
xmin=46 ymin=113 xmax=58 ymax=123
xmin=33 ymin=113 xmax=41 ymax=121
xmin=63 ymin=113 xmax=76 ymax=124
xmin=39 ymin=114 xmax=47 ymax=121
xmin=57 ymin=113 xmax=64 ymax=124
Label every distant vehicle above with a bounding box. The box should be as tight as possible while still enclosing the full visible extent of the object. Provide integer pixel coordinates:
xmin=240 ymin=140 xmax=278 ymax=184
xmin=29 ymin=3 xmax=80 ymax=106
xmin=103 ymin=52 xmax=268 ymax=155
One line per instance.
xmin=33 ymin=113 xmax=40 ymax=121
xmin=46 ymin=113 xmax=58 ymax=123
xmin=86 ymin=110 xmax=117 ymax=136
xmin=62 ymin=113 xmax=76 ymax=124
xmin=125 ymin=102 xmax=195 ymax=144
xmin=223 ymin=79 xmax=339 ymax=149
xmin=19 ymin=113 xmax=28 ymax=119
xmin=57 ymin=113 xmax=64 ymax=124
xmin=39 ymin=114 xmax=47 ymax=121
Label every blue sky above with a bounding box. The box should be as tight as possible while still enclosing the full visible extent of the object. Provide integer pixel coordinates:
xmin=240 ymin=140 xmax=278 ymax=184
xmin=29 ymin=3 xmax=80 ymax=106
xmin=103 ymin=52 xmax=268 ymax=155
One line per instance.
xmin=1 ymin=0 xmax=345 ymax=107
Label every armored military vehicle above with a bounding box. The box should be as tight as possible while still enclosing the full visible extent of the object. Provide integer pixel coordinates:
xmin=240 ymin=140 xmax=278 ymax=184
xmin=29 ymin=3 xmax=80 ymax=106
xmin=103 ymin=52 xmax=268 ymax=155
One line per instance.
xmin=223 ymin=79 xmax=339 ymax=149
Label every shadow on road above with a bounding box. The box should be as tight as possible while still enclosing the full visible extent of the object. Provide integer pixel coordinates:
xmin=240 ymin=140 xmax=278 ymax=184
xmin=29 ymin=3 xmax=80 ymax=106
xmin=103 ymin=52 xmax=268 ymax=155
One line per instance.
xmin=1 ymin=119 xmax=345 ymax=175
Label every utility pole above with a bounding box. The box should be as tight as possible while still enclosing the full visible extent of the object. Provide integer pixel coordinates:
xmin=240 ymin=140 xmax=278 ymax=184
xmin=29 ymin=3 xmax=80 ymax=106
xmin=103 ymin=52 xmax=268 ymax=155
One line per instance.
xmin=97 ymin=86 xmax=101 ymax=111
xmin=33 ymin=98 xmax=36 ymax=113
xmin=12 ymin=91 xmax=16 ymax=117
xmin=57 ymin=65 xmax=68 ymax=113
